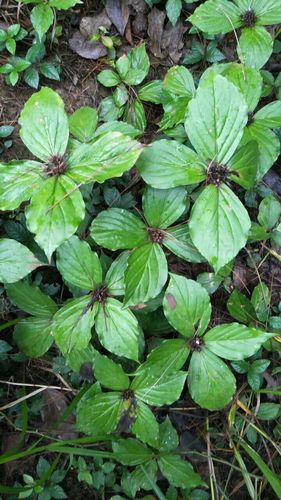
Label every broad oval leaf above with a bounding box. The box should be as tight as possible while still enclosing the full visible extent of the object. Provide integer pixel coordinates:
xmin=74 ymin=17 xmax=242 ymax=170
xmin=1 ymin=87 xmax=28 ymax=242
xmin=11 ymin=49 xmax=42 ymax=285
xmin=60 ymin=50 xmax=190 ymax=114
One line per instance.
xmin=52 ymin=295 xmax=98 ymax=354
xmin=131 ymin=402 xmax=159 ymax=448
xmin=189 ymin=184 xmax=251 ymax=273
xmin=0 ymin=239 xmax=40 ymax=283
xmin=227 ymin=289 xmax=256 ymax=324
xmin=242 ymin=122 xmax=280 ymax=180
xmin=76 ymin=392 xmax=122 ymax=436
xmin=163 ymin=224 xmax=206 ymax=263
xmin=200 ymin=63 xmax=262 ymax=112
xmin=91 ymin=208 xmax=147 ymax=250
xmin=95 ymin=298 xmax=139 ymax=361
xmin=93 ymin=351 xmax=130 ymax=391
xmin=13 ymin=317 xmax=53 ymax=357
xmin=0 ymin=160 xmax=43 ymax=210
xmin=164 ymin=274 xmax=211 ymax=338
xmin=186 ymin=75 xmax=248 ymax=164
xmin=238 ymin=26 xmax=273 ymax=70
xmin=132 ymin=371 xmax=187 ymax=407
xmin=158 ymin=417 xmax=179 ymax=452
xmin=66 ymin=132 xmax=142 ymax=184
xmin=56 ymin=235 xmax=102 ymax=291
xmin=189 ymin=0 xmax=241 ymax=35
xmin=112 ymin=438 xmax=152 ymax=466
xmin=134 ymin=339 xmax=188 ymax=378
xmin=228 ymin=141 xmax=258 ymax=189
xmin=19 ymin=87 xmax=69 ymax=161
xmin=68 ymin=106 xmax=98 ymax=143
xmin=105 ymin=251 xmax=129 ymax=297
xmin=163 ymin=66 xmax=195 ymax=98
xmin=26 ymin=175 xmax=85 ymax=260
xmin=137 ymin=139 xmax=205 ymax=189
xmin=142 ymin=186 xmax=187 ymax=229
xmin=6 ymin=281 xmax=57 ymax=318
xmin=188 ymin=349 xmax=236 ymax=410
xmin=124 ymin=243 xmax=168 ymax=307
xmin=158 ymin=454 xmax=203 ymax=490
xmin=204 ymin=323 xmax=273 ymax=360
xmin=254 ymin=101 xmax=281 ymax=128
xmin=254 ymin=0 xmax=281 ymax=25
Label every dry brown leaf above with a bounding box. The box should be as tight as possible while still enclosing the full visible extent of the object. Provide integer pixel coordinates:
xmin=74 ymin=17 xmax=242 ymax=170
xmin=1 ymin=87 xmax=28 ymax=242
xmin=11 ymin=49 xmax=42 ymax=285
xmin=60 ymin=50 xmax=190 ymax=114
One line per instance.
xmin=69 ymin=32 xmax=107 ymax=59
xmin=148 ymin=7 xmax=165 ymax=58
xmin=106 ymin=0 xmax=130 ymax=36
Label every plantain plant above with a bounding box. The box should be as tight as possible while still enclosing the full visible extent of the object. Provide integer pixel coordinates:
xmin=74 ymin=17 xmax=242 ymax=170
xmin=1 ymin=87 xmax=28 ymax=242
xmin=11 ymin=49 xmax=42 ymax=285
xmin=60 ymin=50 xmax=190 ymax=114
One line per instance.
xmin=138 ymin=73 xmax=259 ymax=272
xmin=189 ymin=0 xmax=281 ymax=69
xmin=0 ymin=87 xmax=142 ymax=260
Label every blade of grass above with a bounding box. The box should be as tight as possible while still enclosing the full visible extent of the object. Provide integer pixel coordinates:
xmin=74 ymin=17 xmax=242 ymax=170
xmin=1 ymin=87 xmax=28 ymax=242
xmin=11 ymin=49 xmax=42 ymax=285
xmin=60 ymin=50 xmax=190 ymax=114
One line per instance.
xmin=239 ymin=440 xmax=281 ymax=498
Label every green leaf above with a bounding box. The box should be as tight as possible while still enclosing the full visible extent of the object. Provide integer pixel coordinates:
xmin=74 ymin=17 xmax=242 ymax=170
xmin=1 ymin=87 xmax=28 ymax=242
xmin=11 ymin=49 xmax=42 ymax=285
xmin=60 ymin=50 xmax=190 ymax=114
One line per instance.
xmin=132 ymin=371 xmax=187 ymax=406
xmin=112 ymin=438 xmax=152 ymax=466
xmin=251 ymin=282 xmax=270 ymax=321
xmin=204 ymin=323 xmax=272 ymax=360
xmin=25 ymin=175 xmax=85 ymax=260
xmin=254 ymin=0 xmax=281 ymax=25
xmin=186 ymin=75 xmax=248 ymax=164
xmin=68 ymin=107 xmax=98 ymax=143
xmin=52 ymin=296 xmax=98 ymax=354
xmin=24 ymin=67 xmax=39 ymax=89
xmin=166 ymin=0 xmax=182 ymax=25
xmin=163 ymin=224 xmax=205 ymax=263
xmin=65 ymin=344 xmax=95 ymax=373
xmin=128 ymin=462 xmax=158 ymax=495
xmin=124 ymin=243 xmax=168 ymax=306
xmin=93 ymin=351 xmax=129 ymax=390
xmin=6 ymin=281 xmax=57 ymax=318
xmin=56 ymin=235 xmax=102 ymax=291
xmin=0 ymin=239 xmax=40 ymax=284
xmin=137 ymin=80 xmax=163 ymax=104
xmin=19 ymin=87 xmax=69 ymax=161
xmin=124 ymin=98 xmax=146 ymax=132
xmin=163 ymin=66 xmax=195 ymax=98
xmin=242 ymin=122 xmax=280 ymax=180
xmin=202 ymin=63 xmax=262 ymax=112
xmin=66 ymin=132 xmax=142 ymax=184
xmin=188 ymin=348 xmax=236 ymax=410
xmin=254 ymin=101 xmax=281 ymax=128
xmin=105 ymin=252 xmax=129 ymax=296
xmin=135 ymin=339 xmax=188 ymax=379
xmin=76 ymin=392 xmax=122 ymax=436
xmin=91 ymin=208 xmax=147 ymax=250
xmin=158 ymin=417 xmax=179 ymax=452
xmin=95 ymin=298 xmax=139 ymax=360
xmin=0 ymin=160 xmax=43 ymax=210
xmin=238 ymin=26 xmax=273 ymax=69
xmin=256 ymin=403 xmax=281 ymax=420
xmin=137 ymin=139 xmax=205 ymax=189
xmin=99 ymin=96 xmax=123 ymax=121
xmin=123 ymin=44 xmax=149 ymax=85
xmin=227 ymin=141 xmax=258 ymax=189
xmin=164 ymin=274 xmax=211 ymax=337
xmin=142 ymin=186 xmax=186 ymax=229
xmin=239 ymin=440 xmax=281 ymax=499
xmin=227 ymin=289 xmax=256 ymax=324
xmin=30 ymin=5 xmax=53 ymax=40
xmin=132 ymin=402 xmax=159 ymax=448
xmin=14 ymin=317 xmax=53 ymax=357
xmin=258 ymin=194 xmax=281 ymax=230
xmin=159 ymin=96 xmax=190 ymax=130
xmin=189 ymin=0 xmax=241 ymax=34
xmin=39 ymin=62 xmax=60 ymax=81
xmin=97 ymin=69 xmax=120 ymax=87
xmin=158 ymin=454 xmax=203 ymax=489
xmin=93 ymin=120 xmax=140 ymax=139
xmin=189 ymin=184 xmax=251 ymax=273
xmin=6 ymin=38 xmax=16 ymax=55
